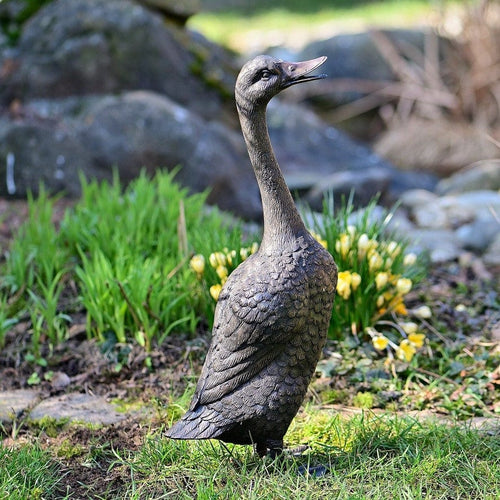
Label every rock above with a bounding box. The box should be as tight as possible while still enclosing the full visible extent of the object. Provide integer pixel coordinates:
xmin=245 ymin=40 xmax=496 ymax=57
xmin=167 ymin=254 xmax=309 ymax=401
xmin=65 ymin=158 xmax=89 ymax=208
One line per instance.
xmin=400 ymin=188 xmax=500 ymax=261
xmin=0 ymin=119 xmax=97 ymax=198
xmin=306 ymin=167 xmax=391 ymax=209
xmin=50 ymin=371 xmax=71 ymax=390
xmin=267 ymin=101 xmax=434 ymax=210
xmin=402 ymin=189 xmax=500 ymax=228
xmin=412 ymin=201 xmax=450 ymax=229
xmin=483 ymin=232 xmax=500 ymax=267
xmin=374 ymin=118 xmax=499 ymax=175
xmin=456 ymin=218 xmax=499 ymax=252
xmin=0 ymin=389 xmax=40 ymax=423
xmin=301 ymin=29 xmax=447 ymax=106
xmin=399 ymin=189 xmax=439 ymax=208
xmin=29 ymin=392 xmax=127 ymax=425
xmin=436 ymin=160 xmax=500 ymax=195
xmin=138 ymin=0 xmax=200 ymax=22
xmin=442 ymin=191 xmax=500 ymax=222
xmin=0 ymin=92 xmax=262 ymax=219
xmin=409 ymin=228 xmax=462 ymax=263
xmin=0 ymin=0 xmax=236 ymax=122
xmin=78 ymin=91 xmax=260 ymax=218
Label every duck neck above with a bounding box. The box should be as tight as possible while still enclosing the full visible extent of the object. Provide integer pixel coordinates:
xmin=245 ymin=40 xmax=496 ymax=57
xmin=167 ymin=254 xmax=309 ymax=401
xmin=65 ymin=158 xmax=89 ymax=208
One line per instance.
xmin=237 ymin=102 xmax=306 ymax=249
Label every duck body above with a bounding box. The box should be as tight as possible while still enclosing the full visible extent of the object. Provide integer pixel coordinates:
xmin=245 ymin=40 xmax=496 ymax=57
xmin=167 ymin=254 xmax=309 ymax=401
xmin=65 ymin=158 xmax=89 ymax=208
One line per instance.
xmin=167 ymin=231 xmax=336 ymax=453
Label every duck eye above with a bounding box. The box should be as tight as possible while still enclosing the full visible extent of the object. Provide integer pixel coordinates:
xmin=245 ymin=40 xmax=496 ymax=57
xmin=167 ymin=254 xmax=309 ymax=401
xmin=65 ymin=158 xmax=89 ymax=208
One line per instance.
xmin=261 ymin=69 xmax=272 ymax=80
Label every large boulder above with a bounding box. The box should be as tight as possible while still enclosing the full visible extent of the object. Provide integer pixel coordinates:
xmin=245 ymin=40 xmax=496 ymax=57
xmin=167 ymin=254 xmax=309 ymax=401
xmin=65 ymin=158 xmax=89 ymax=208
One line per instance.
xmin=78 ymin=91 xmax=260 ymax=218
xmin=267 ymin=101 xmax=437 ymax=209
xmin=0 ymin=0 xmax=237 ymax=122
xmin=0 ymin=92 xmax=261 ymax=219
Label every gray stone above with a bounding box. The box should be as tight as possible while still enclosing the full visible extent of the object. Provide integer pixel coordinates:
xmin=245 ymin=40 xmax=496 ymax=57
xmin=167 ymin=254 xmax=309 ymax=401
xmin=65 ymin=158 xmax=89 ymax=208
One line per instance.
xmin=0 ymin=389 xmax=40 ymax=423
xmin=399 ymin=189 xmax=439 ymax=209
xmin=440 ymin=191 xmax=500 ymax=222
xmin=78 ymin=91 xmax=261 ymax=219
xmin=267 ymin=101 xmax=433 ymax=210
xmin=455 ymin=217 xmax=499 ymax=252
xmin=412 ymin=202 xmax=449 ymax=229
xmin=1 ymin=0 xmax=236 ymax=122
xmin=0 ymin=119 xmax=96 ymax=198
xmin=306 ymin=167 xmax=391 ymax=210
xmin=29 ymin=392 xmax=127 ymax=425
xmin=300 ymin=29 xmax=449 ymax=106
xmin=479 ymin=232 xmax=500 ymax=266
xmin=408 ymin=228 xmax=462 ymax=263
xmin=436 ymin=160 xmax=500 ymax=195
xmin=50 ymin=371 xmax=71 ymax=390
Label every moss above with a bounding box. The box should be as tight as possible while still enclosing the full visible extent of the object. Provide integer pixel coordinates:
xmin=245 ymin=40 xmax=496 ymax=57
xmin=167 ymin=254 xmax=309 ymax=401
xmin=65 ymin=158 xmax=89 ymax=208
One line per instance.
xmin=55 ymin=438 xmax=86 ymax=459
xmin=30 ymin=416 xmax=70 ymax=438
xmin=353 ymin=391 xmax=375 ymax=409
xmin=320 ymin=388 xmax=349 ymax=405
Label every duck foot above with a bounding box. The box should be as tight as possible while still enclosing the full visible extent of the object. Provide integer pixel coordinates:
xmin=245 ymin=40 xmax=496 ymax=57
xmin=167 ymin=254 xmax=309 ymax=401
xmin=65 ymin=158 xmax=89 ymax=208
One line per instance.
xmin=255 ymin=439 xmax=283 ymax=458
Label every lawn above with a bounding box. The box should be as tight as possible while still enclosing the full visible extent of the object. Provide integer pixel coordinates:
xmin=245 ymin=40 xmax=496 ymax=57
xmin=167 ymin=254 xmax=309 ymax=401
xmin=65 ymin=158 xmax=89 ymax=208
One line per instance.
xmin=1 ymin=409 xmax=498 ymax=499
xmin=188 ymin=0 xmax=459 ymax=52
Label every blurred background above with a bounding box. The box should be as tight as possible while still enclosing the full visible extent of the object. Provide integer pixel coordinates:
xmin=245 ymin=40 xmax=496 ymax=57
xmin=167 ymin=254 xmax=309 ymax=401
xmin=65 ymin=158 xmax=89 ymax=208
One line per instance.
xmin=0 ymin=0 xmax=498 ymax=218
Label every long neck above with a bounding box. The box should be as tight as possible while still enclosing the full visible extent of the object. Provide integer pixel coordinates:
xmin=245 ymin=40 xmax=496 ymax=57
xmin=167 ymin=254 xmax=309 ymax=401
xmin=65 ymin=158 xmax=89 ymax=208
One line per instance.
xmin=237 ymin=102 xmax=306 ymax=249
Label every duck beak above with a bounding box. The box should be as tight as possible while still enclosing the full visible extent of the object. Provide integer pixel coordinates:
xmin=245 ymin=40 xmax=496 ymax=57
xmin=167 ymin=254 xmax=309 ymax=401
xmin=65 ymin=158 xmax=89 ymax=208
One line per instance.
xmin=279 ymin=56 xmax=327 ymax=88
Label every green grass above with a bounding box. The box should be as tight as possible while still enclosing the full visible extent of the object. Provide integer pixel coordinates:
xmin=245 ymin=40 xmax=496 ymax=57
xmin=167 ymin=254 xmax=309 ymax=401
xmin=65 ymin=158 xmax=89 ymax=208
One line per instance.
xmin=189 ymin=0 xmax=453 ymax=51
xmin=0 ymin=443 xmax=63 ymax=499
xmin=3 ymin=410 xmax=496 ymax=499
xmin=0 ymin=170 xmax=253 ymax=356
xmin=94 ymin=413 xmax=500 ymax=499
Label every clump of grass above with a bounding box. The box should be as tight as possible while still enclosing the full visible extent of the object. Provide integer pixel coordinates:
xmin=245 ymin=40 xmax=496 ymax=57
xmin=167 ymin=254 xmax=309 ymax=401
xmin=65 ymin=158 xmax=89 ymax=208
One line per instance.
xmin=0 ymin=443 xmax=63 ymax=499
xmin=0 ymin=170 xmax=246 ymax=357
xmin=308 ymin=195 xmax=426 ymax=342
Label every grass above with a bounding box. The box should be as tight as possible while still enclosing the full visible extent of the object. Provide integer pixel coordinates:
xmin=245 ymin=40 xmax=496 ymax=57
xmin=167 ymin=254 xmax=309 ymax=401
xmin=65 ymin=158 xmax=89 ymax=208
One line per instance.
xmin=188 ymin=0 xmax=455 ymax=52
xmin=1 ymin=410 xmax=498 ymax=499
xmin=0 ymin=170 xmax=252 ymax=357
xmin=0 ymin=443 xmax=63 ymax=499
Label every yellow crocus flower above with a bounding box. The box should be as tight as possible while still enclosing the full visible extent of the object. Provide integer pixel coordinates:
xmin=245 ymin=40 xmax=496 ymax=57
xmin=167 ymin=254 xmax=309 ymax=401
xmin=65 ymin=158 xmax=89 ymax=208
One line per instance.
xmin=386 ymin=241 xmax=401 ymax=257
xmin=403 ymin=253 xmax=417 ymax=266
xmin=408 ymin=332 xmax=426 ymax=348
xmin=351 ymin=272 xmax=361 ymax=291
xmin=357 ymin=233 xmax=370 ymax=257
xmin=189 ymin=254 xmax=205 ymax=275
xmin=336 ymin=271 xmax=352 ymax=300
xmin=396 ymin=277 xmax=412 ymax=295
xmin=401 ymin=322 xmax=418 ymax=334
xmin=216 ymin=265 xmax=228 ymax=282
xmin=209 ymin=251 xmax=226 ymax=268
xmin=335 ymin=234 xmax=351 ymax=257
xmin=368 ymin=251 xmax=383 ymax=271
xmin=375 ymin=272 xmax=389 ymax=290
xmin=413 ymin=305 xmax=432 ymax=318
xmin=397 ymin=339 xmax=416 ymax=362
xmin=210 ymin=284 xmax=222 ymax=301
xmin=372 ymin=335 xmax=389 ymax=350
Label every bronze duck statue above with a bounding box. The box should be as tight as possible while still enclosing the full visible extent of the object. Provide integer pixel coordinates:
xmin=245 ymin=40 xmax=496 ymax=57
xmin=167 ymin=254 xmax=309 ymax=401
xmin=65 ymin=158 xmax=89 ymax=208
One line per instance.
xmin=166 ymin=55 xmax=337 ymax=457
